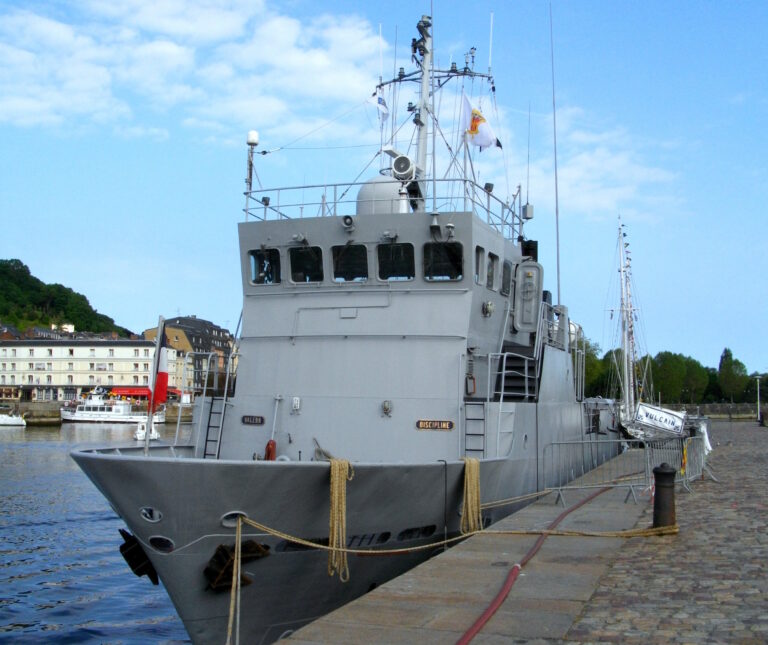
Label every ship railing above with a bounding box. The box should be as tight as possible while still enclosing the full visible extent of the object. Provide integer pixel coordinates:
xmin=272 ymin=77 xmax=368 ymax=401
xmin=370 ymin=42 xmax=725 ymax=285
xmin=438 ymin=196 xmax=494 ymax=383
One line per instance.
xmin=542 ymin=435 xmax=710 ymax=505
xmin=173 ymin=352 xmax=217 ymax=446
xmin=244 ymin=177 xmax=522 ymax=240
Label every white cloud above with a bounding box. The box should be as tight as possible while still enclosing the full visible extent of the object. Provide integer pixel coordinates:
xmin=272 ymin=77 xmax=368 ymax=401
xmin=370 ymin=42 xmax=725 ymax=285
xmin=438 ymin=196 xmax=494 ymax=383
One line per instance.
xmin=84 ymin=0 xmax=262 ymax=44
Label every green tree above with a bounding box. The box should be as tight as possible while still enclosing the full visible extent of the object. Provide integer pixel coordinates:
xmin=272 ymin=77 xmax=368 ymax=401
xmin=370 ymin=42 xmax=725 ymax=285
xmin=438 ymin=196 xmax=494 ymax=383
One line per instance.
xmin=682 ymin=356 xmax=709 ymax=403
xmin=718 ymin=348 xmax=749 ymax=403
xmin=583 ymin=338 xmax=606 ymax=398
xmin=653 ymin=351 xmax=686 ymax=403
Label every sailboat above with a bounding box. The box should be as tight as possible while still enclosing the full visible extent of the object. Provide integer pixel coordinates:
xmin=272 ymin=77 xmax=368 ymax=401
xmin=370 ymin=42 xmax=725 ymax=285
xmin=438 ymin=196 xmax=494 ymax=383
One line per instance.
xmin=71 ymin=15 xmax=618 ymax=644
xmin=611 ymin=221 xmax=708 ymax=445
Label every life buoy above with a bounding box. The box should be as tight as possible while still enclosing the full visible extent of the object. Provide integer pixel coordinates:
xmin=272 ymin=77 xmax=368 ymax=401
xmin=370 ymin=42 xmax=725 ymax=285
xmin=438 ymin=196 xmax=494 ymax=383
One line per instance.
xmin=264 ymin=439 xmax=276 ymax=461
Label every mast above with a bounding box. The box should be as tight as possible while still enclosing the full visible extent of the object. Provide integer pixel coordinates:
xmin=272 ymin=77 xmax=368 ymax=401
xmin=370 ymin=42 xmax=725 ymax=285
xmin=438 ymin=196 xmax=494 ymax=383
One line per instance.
xmin=414 ymin=15 xmax=432 ymax=184
xmin=619 ymin=223 xmax=636 ymax=421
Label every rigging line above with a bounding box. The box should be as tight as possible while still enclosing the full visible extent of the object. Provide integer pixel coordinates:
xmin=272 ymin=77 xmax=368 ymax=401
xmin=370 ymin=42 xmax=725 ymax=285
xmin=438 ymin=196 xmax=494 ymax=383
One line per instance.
xmin=265 ymin=100 xmax=368 ymax=153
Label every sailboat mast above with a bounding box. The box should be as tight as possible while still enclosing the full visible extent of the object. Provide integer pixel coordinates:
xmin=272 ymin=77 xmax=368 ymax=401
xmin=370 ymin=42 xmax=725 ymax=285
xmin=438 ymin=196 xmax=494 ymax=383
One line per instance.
xmin=619 ymin=224 xmax=635 ymax=420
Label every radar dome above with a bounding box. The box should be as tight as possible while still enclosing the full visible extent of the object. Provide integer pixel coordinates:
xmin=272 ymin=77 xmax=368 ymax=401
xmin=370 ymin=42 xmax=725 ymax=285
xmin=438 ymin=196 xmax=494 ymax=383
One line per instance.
xmin=356 ymin=176 xmax=406 ymax=216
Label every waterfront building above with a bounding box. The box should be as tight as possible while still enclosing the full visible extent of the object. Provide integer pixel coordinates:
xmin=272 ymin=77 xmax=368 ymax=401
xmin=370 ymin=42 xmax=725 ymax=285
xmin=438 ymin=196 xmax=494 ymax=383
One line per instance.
xmin=0 ymin=338 xmax=178 ymax=402
xmin=144 ymin=316 xmax=233 ymax=394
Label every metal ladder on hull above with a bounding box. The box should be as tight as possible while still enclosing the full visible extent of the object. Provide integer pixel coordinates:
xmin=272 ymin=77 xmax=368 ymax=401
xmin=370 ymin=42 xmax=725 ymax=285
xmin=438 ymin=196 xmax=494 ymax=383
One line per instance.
xmin=202 ymin=314 xmax=241 ymax=459
xmin=464 ymin=401 xmax=486 ymax=458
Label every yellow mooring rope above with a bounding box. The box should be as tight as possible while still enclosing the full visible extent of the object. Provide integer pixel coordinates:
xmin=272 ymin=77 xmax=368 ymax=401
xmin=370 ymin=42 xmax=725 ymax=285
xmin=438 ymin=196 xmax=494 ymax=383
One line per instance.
xmin=328 ymin=458 xmax=355 ymax=582
xmin=460 ymin=457 xmax=482 ymax=535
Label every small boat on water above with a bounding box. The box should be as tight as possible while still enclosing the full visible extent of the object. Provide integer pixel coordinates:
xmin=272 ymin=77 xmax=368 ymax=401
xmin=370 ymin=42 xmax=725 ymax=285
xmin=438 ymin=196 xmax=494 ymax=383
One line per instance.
xmin=61 ymin=387 xmax=165 ymax=424
xmin=72 ymin=15 xmax=619 ymax=644
xmin=0 ymin=410 xmax=25 ymax=427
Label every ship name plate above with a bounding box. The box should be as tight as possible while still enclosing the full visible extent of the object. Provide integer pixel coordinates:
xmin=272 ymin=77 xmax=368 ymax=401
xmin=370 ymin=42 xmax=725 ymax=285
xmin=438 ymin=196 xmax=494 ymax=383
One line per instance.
xmin=416 ymin=420 xmax=454 ymax=431
xmin=242 ymin=415 xmax=265 ymax=425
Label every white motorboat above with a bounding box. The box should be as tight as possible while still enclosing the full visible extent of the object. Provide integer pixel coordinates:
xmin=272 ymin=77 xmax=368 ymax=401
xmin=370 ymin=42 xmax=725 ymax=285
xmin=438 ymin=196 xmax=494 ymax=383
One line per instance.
xmin=61 ymin=387 xmax=165 ymax=424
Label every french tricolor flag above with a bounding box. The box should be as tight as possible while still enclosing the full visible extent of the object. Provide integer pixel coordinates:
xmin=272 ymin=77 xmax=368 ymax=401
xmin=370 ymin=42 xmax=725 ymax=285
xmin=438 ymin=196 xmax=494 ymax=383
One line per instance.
xmin=149 ymin=318 xmax=168 ymax=413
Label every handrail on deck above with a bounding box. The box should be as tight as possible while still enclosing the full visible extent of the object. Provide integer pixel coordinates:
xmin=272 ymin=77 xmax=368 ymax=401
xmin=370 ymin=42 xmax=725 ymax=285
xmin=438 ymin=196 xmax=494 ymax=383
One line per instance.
xmin=244 ymin=177 xmax=522 ymax=241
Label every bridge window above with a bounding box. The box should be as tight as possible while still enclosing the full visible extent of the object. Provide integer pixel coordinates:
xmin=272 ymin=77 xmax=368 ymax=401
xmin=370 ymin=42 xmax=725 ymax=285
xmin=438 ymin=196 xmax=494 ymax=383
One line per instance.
xmin=250 ymin=249 xmax=281 ymax=284
xmin=474 ymin=246 xmax=485 ymax=284
xmin=332 ymin=244 xmax=368 ymax=282
xmin=423 ymin=242 xmax=463 ymax=281
xmin=290 ymin=246 xmax=324 ymax=283
xmin=377 ymin=243 xmax=414 ymax=281
xmin=501 ymin=261 xmax=513 ymax=297
xmin=487 ymin=253 xmax=498 ymax=290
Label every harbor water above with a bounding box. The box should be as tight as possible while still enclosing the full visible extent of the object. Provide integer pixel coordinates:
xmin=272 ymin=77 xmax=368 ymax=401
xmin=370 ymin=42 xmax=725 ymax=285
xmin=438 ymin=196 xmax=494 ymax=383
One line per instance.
xmin=0 ymin=423 xmax=190 ymax=643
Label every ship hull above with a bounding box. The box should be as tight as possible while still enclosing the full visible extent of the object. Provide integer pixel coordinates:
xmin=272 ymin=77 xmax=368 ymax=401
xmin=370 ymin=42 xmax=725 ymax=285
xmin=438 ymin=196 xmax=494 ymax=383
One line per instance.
xmin=71 ymin=419 xmax=616 ymax=644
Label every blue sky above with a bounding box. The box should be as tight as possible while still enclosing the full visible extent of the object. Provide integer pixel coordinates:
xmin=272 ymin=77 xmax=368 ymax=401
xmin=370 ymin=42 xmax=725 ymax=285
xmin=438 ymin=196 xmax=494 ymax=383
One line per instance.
xmin=1 ymin=1 xmax=766 ymax=375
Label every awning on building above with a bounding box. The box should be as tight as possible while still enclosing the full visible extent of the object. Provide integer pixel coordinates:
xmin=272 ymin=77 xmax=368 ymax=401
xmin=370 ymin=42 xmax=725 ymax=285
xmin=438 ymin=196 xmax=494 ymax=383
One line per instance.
xmin=110 ymin=387 xmax=151 ymax=397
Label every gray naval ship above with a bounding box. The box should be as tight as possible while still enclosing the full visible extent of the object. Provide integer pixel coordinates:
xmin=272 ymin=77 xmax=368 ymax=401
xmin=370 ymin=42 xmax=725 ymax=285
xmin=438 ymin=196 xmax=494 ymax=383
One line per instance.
xmin=72 ymin=16 xmax=617 ymax=644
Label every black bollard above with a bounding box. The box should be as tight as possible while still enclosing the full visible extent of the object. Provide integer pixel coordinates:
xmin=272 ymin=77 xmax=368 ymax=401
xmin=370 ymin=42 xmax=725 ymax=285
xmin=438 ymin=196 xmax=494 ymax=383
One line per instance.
xmin=653 ymin=463 xmax=677 ymax=528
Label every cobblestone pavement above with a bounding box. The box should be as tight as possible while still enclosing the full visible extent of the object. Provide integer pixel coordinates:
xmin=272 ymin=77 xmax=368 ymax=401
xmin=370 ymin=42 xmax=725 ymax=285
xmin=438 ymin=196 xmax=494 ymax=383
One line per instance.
xmin=565 ymin=420 xmax=768 ymax=644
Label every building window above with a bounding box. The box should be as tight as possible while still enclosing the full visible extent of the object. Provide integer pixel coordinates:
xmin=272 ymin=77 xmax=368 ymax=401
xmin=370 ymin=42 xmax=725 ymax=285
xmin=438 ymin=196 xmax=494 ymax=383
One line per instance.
xmin=144 ymin=349 xmax=149 ymax=357
xmin=0 ymin=376 xmax=4 ymax=384
xmin=90 ymin=348 xmax=95 ymax=357
xmin=68 ymin=362 xmax=73 ymax=370
xmin=47 ymin=348 xmax=53 ymax=356
xmin=133 ymin=376 xmax=139 ymax=384
xmin=109 ymin=349 xmax=114 ymax=357
xmin=67 ymin=375 xmax=73 ymax=384
xmin=108 ymin=375 xmax=113 ymax=385
xmin=28 ymin=363 xmax=33 ymax=370
xmin=10 ymin=375 xmax=15 ymax=384
xmin=28 ymin=375 xmax=33 ymax=384
xmin=377 ymin=243 xmax=415 ymax=281
xmin=89 ymin=376 xmax=95 ymax=384
xmin=134 ymin=349 xmax=139 ymax=357
xmin=1 ymin=363 xmax=4 ymax=371
xmin=332 ymin=244 xmax=368 ymax=282
xmin=11 ymin=363 xmax=15 ymax=370
xmin=250 ymin=248 xmax=282 ymax=284
xmin=29 ymin=349 xmax=34 ymax=357
xmin=12 ymin=349 xmax=16 ymax=357
xmin=142 ymin=376 xmax=149 ymax=385
xmin=47 ymin=362 xmax=52 ymax=371
xmin=134 ymin=363 xmax=139 ymax=371
xmin=143 ymin=363 xmax=149 ymax=371
xmin=46 ymin=375 xmax=52 ymax=384
xmin=289 ymin=246 xmax=324 ymax=283
xmin=89 ymin=363 xmax=95 ymax=370
xmin=108 ymin=363 xmax=113 ymax=371
xmin=69 ymin=348 xmax=74 ymax=356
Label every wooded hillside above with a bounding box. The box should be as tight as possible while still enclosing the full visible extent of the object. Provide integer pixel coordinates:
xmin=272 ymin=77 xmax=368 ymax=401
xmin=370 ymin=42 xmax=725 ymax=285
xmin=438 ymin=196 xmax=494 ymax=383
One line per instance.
xmin=0 ymin=259 xmax=132 ymax=336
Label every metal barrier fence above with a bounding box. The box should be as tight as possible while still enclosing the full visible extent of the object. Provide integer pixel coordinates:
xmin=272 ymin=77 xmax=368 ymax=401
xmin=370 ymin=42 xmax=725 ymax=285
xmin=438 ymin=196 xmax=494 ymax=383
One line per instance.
xmin=543 ymin=435 xmax=709 ymax=504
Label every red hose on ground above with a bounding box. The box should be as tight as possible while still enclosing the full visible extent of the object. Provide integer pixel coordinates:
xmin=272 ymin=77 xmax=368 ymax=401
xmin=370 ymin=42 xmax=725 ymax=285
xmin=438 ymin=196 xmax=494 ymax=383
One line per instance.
xmin=456 ymin=486 xmax=611 ymax=645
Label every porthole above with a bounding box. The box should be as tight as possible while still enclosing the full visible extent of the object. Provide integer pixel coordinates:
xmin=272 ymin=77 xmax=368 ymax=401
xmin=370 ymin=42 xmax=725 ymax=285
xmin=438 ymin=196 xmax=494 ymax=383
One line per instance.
xmin=149 ymin=536 xmax=175 ymax=553
xmin=221 ymin=511 xmax=248 ymax=528
xmin=140 ymin=507 xmax=163 ymax=523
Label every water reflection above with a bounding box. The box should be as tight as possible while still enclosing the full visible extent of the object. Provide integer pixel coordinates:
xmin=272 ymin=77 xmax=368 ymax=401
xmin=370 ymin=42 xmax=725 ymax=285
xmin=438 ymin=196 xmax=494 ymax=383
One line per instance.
xmin=0 ymin=422 xmax=191 ymax=643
